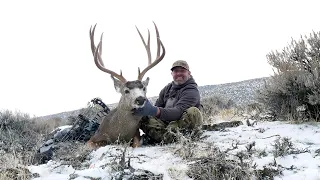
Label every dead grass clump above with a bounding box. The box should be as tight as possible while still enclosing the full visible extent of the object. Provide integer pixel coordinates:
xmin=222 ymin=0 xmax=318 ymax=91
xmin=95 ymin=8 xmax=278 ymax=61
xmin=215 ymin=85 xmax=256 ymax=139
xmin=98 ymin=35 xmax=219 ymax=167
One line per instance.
xmin=272 ymin=137 xmax=294 ymax=157
xmin=272 ymin=137 xmax=310 ymax=157
xmin=242 ymin=102 xmax=271 ymax=121
xmin=185 ymin=142 xmax=285 ymax=180
xmin=201 ymin=96 xmax=238 ymax=124
xmin=173 ymin=134 xmax=199 ymax=160
xmin=187 ymin=146 xmax=253 ymax=180
xmin=104 ymin=145 xmax=163 ymax=180
xmin=51 ymin=141 xmax=92 ymax=170
xmin=254 ymin=165 xmax=283 ymax=179
xmin=173 ymin=136 xmax=253 ymax=179
xmin=0 ymin=166 xmax=33 ymax=180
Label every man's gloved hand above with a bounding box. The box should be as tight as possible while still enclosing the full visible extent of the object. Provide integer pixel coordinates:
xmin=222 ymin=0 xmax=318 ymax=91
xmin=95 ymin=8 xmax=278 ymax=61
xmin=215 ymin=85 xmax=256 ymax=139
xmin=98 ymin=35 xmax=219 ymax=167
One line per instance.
xmin=132 ymin=99 xmax=158 ymax=117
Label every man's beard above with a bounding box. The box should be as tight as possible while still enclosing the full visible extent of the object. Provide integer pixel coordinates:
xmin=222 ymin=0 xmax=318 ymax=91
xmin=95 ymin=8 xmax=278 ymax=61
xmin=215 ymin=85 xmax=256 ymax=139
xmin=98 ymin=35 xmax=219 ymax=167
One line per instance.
xmin=173 ymin=80 xmax=183 ymax=85
xmin=173 ymin=76 xmax=189 ymax=85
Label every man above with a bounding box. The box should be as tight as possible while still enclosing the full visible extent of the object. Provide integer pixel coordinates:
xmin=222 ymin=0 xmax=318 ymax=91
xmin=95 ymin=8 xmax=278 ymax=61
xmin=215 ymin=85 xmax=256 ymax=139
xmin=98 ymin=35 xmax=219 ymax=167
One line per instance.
xmin=133 ymin=60 xmax=203 ymax=144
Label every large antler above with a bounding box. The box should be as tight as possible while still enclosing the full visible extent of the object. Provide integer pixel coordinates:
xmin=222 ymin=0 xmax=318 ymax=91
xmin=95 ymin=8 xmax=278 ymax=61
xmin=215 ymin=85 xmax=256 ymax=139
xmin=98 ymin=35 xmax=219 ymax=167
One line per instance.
xmin=136 ymin=22 xmax=166 ymax=81
xmin=89 ymin=24 xmax=127 ymax=83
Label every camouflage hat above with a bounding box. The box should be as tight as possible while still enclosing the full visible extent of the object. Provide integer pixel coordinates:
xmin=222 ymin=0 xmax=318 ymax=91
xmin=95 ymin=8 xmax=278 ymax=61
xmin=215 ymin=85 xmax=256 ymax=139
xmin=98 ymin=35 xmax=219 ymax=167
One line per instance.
xmin=171 ymin=60 xmax=189 ymax=71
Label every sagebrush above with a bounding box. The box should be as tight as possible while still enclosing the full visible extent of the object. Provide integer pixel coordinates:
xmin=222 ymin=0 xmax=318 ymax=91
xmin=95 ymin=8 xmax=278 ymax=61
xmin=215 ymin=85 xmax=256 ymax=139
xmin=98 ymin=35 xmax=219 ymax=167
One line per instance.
xmin=259 ymin=31 xmax=320 ymax=121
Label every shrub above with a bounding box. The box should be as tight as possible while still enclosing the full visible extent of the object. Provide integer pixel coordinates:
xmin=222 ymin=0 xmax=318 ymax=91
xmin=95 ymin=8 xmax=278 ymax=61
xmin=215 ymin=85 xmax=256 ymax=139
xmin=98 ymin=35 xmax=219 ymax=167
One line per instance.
xmin=259 ymin=31 xmax=320 ymax=121
xmin=0 ymin=110 xmax=55 ymax=177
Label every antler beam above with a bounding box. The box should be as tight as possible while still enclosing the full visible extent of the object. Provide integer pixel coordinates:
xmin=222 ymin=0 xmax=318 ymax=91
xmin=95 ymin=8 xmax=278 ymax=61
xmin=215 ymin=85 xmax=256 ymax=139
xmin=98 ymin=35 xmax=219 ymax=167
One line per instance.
xmin=136 ymin=22 xmax=166 ymax=81
xmin=89 ymin=24 xmax=127 ymax=83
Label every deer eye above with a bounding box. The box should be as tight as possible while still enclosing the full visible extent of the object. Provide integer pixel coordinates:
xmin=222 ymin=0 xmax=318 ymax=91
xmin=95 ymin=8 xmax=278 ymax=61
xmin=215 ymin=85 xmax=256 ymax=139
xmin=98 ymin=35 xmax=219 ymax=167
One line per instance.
xmin=125 ymin=90 xmax=130 ymax=94
xmin=143 ymin=87 xmax=146 ymax=91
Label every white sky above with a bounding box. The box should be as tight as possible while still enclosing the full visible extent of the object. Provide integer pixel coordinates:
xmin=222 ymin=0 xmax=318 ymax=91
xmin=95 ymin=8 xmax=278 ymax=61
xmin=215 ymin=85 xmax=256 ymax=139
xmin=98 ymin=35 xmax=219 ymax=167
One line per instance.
xmin=1 ymin=0 xmax=320 ymax=117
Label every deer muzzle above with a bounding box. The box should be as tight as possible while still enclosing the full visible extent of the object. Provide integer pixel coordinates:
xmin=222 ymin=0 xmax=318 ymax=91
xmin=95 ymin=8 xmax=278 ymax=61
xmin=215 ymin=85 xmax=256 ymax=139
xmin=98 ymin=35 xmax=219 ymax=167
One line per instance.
xmin=135 ymin=96 xmax=146 ymax=106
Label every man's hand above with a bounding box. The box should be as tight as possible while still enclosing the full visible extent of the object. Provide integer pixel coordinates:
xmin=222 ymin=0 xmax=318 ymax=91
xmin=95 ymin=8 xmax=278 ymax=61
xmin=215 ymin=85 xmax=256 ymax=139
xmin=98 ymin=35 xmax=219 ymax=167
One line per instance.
xmin=132 ymin=99 xmax=158 ymax=117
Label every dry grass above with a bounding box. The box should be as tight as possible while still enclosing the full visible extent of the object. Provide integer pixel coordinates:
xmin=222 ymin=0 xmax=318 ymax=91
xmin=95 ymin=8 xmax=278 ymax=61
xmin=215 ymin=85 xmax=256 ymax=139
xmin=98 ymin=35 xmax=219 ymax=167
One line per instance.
xmin=201 ymin=96 xmax=243 ymax=125
xmin=0 ymin=166 xmax=34 ymax=180
xmin=208 ymin=108 xmax=244 ymax=123
xmin=0 ymin=110 xmax=60 ymax=179
xmin=51 ymin=141 xmax=92 ymax=170
xmin=0 ymin=102 xmax=111 ymax=179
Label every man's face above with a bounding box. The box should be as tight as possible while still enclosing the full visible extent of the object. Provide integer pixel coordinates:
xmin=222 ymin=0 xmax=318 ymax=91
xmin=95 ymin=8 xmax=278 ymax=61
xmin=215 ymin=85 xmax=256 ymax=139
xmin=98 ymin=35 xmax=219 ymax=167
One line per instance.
xmin=171 ymin=67 xmax=191 ymax=85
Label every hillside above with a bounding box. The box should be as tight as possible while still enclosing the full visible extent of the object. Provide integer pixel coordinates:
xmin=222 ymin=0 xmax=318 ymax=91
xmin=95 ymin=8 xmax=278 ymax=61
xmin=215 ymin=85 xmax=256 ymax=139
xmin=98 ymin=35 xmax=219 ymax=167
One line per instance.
xmin=199 ymin=77 xmax=267 ymax=106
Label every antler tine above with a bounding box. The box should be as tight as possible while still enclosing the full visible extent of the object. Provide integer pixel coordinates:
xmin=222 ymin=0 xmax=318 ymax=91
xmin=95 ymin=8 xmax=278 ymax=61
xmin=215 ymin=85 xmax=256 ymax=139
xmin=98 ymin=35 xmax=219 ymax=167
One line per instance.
xmin=137 ymin=22 xmax=166 ymax=81
xmin=90 ymin=24 xmax=104 ymax=67
xmin=90 ymin=24 xmax=127 ymax=83
xmin=136 ymin=26 xmax=152 ymax=64
xmin=89 ymin=24 xmax=97 ymax=56
xmin=154 ymin=21 xmax=161 ymax=59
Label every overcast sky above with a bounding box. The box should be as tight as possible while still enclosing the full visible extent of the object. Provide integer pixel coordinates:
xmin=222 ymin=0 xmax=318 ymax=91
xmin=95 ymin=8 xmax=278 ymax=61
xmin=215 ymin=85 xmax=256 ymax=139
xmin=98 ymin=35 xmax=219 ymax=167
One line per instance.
xmin=1 ymin=0 xmax=319 ymax=117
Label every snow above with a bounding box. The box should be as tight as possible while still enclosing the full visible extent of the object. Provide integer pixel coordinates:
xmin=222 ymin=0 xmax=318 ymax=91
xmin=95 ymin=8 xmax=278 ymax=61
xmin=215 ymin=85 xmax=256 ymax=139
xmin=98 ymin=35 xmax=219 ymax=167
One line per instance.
xmin=28 ymin=120 xmax=320 ymax=179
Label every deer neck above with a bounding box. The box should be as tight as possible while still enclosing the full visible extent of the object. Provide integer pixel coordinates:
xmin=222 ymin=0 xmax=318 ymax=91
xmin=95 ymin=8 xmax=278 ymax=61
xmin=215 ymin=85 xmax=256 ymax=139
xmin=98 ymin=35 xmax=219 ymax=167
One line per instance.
xmin=117 ymin=97 xmax=134 ymax=112
xmin=113 ymin=102 xmax=141 ymax=122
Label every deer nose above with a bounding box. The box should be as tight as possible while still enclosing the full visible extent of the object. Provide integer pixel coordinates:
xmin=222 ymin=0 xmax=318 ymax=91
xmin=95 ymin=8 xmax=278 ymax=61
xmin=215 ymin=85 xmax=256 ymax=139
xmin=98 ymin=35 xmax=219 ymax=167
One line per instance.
xmin=135 ymin=96 xmax=146 ymax=106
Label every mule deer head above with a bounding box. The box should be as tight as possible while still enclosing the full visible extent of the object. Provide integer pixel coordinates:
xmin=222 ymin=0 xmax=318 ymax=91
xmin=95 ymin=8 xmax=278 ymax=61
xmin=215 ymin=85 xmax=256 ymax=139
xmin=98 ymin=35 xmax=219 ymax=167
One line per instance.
xmin=88 ymin=22 xmax=165 ymax=147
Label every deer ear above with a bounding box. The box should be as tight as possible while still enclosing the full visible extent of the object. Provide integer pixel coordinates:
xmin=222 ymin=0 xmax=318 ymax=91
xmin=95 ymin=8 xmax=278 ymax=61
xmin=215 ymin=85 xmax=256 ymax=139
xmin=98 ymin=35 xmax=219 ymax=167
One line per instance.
xmin=142 ymin=77 xmax=150 ymax=87
xmin=111 ymin=75 xmax=124 ymax=93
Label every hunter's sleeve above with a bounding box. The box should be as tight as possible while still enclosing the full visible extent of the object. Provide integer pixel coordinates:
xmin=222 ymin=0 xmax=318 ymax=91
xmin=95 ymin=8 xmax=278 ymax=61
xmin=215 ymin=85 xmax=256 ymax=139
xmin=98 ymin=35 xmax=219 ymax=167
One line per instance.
xmin=155 ymin=87 xmax=166 ymax=107
xmin=158 ymin=88 xmax=200 ymax=122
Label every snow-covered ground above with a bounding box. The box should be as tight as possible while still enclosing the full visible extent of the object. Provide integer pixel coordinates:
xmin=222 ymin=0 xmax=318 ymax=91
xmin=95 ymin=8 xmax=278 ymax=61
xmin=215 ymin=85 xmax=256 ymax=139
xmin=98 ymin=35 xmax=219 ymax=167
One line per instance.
xmin=204 ymin=120 xmax=320 ymax=179
xmin=28 ymin=120 xmax=320 ymax=180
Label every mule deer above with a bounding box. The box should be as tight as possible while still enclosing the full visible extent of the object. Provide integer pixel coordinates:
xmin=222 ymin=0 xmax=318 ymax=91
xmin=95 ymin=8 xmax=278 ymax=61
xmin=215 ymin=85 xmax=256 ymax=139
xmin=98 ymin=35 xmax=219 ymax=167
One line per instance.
xmin=88 ymin=22 xmax=165 ymax=147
